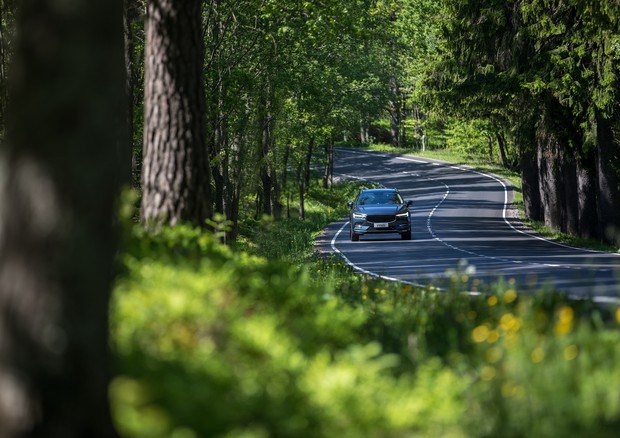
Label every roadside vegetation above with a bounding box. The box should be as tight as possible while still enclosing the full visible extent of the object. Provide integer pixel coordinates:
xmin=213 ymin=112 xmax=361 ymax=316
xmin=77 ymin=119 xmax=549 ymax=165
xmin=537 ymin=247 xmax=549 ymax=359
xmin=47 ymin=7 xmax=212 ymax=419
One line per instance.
xmin=111 ymin=178 xmax=620 ymax=438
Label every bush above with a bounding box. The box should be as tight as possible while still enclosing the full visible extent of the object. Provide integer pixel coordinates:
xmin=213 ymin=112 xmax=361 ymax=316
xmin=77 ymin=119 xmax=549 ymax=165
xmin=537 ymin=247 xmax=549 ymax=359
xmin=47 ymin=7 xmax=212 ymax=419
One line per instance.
xmin=111 ymin=226 xmax=471 ymax=438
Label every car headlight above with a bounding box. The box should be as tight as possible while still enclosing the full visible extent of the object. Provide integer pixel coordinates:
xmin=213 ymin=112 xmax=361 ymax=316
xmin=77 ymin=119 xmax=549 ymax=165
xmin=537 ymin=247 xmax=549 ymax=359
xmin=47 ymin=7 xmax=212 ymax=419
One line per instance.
xmin=396 ymin=212 xmax=409 ymax=218
xmin=352 ymin=212 xmax=367 ymax=219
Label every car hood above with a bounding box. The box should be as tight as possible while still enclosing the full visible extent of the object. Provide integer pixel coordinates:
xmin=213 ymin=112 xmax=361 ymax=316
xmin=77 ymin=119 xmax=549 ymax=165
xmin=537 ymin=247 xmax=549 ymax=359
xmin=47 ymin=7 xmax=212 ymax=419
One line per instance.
xmin=357 ymin=205 xmax=406 ymax=215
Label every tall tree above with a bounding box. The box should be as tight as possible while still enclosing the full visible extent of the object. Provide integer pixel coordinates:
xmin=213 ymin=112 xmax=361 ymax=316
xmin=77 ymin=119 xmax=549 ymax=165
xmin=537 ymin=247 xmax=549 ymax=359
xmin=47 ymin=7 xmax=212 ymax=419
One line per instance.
xmin=0 ymin=0 xmax=16 ymax=138
xmin=123 ymin=0 xmax=143 ymax=187
xmin=141 ymin=0 xmax=212 ymax=226
xmin=0 ymin=0 xmax=126 ymax=436
xmin=424 ymin=0 xmax=620 ymax=242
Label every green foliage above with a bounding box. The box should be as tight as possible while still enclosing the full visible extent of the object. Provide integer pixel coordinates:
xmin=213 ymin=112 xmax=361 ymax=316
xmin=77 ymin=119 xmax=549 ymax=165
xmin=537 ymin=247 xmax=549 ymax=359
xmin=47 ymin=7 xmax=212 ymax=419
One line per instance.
xmin=235 ymin=180 xmax=371 ymax=263
xmin=111 ymin=224 xmax=473 ymax=438
xmin=444 ymin=118 xmax=490 ymax=158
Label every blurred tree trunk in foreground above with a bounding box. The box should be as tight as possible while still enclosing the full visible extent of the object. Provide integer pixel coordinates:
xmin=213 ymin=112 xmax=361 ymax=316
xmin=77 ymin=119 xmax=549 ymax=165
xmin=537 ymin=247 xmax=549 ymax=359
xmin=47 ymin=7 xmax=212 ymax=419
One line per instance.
xmin=0 ymin=0 xmax=126 ymax=436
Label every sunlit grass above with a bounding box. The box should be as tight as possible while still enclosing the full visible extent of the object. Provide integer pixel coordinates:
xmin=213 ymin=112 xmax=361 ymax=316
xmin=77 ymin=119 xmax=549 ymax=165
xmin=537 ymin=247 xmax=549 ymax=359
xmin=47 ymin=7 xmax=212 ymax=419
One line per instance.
xmin=521 ymin=218 xmax=620 ymax=253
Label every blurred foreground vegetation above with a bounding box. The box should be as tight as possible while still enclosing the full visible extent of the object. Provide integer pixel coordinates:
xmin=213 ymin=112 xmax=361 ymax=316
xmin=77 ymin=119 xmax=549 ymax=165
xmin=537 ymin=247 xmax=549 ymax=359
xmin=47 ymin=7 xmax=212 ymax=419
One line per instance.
xmin=111 ymin=181 xmax=620 ymax=438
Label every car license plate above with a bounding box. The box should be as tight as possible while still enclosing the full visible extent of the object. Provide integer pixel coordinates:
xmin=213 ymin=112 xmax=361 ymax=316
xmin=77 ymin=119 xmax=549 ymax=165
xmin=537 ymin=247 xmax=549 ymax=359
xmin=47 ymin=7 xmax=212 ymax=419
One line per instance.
xmin=374 ymin=222 xmax=388 ymax=228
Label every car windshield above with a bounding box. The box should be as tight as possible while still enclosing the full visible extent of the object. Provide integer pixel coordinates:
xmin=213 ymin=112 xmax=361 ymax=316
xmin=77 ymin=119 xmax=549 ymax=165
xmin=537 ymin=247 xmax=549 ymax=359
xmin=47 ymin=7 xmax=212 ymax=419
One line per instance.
xmin=357 ymin=191 xmax=403 ymax=205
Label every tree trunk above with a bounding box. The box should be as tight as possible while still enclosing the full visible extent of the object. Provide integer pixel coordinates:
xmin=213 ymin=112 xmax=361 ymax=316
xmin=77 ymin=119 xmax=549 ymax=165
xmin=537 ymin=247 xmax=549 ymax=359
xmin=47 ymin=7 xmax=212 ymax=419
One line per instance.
xmin=0 ymin=0 xmax=14 ymax=138
xmin=536 ymin=129 xmax=563 ymax=232
xmin=224 ymin=104 xmax=249 ymax=243
xmin=271 ymin=162 xmax=282 ymax=218
xmin=389 ymin=108 xmax=401 ymax=147
xmin=304 ymin=137 xmax=314 ymax=189
xmin=323 ymin=138 xmax=334 ymax=189
xmin=0 ymin=0 xmax=125 ymax=436
xmin=388 ymin=78 xmax=402 ymax=147
xmin=561 ymin=148 xmax=578 ymax=235
xmin=576 ymin=150 xmax=598 ymax=239
xmin=0 ymin=2 xmax=6 ymax=137
xmin=225 ymin=133 xmax=244 ymax=243
xmin=299 ymin=185 xmax=306 ymax=220
xmin=360 ymin=116 xmax=369 ymax=144
xmin=141 ymin=0 xmax=212 ymax=227
xmin=595 ymin=111 xmax=620 ymax=243
xmin=212 ymin=93 xmax=226 ymax=216
xmin=487 ymin=133 xmax=494 ymax=161
xmin=123 ymin=0 xmax=138 ymax=186
xmin=536 ymin=98 xmax=579 ymax=233
xmin=258 ymin=93 xmax=273 ymax=216
xmin=496 ymin=131 xmax=508 ymax=167
xmin=520 ymin=144 xmax=542 ymax=222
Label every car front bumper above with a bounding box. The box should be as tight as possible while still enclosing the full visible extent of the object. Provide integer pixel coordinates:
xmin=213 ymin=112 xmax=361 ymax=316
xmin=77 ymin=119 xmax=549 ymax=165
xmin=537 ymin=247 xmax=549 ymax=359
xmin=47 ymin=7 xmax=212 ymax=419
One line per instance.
xmin=351 ymin=219 xmax=410 ymax=235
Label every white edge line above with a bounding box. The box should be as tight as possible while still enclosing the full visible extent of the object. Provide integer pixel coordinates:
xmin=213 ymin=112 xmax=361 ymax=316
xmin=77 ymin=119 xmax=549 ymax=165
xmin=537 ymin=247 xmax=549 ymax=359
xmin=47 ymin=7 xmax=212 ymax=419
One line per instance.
xmin=333 ymin=148 xmax=620 ymax=303
xmin=395 ymin=154 xmax=620 ymax=255
xmin=330 ymin=220 xmax=483 ymax=296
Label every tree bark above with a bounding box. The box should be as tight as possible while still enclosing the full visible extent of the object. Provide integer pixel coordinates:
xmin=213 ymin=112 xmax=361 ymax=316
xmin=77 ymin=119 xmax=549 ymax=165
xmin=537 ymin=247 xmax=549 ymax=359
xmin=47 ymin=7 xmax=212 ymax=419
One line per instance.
xmin=0 ymin=2 xmax=6 ymax=137
xmin=0 ymin=0 xmax=14 ymax=138
xmin=496 ymin=131 xmax=508 ymax=167
xmin=576 ymin=150 xmax=598 ymax=239
xmin=536 ymin=140 xmax=561 ymax=231
xmin=123 ymin=0 xmax=138 ymax=186
xmin=323 ymin=138 xmax=334 ymax=189
xmin=561 ymin=148 xmax=578 ymax=235
xmin=0 ymin=0 xmax=125 ymax=436
xmin=224 ymin=133 xmax=244 ymax=243
xmin=595 ymin=111 xmax=620 ymax=243
xmin=388 ymin=78 xmax=402 ymax=147
xmin=304 ymin=137 xmax=314 ymax=189
xmin=298 ymin=162 xmax=306 ymax=220
xmin=360 ymin=116 xmax=369 ymax=144
xmin=141 ymin=0 xmax=212 ymax=227
xmin=258 ymin=93 xmax=273 ymax=216
xmin=520 ymin=144 xmax=542 ymax=222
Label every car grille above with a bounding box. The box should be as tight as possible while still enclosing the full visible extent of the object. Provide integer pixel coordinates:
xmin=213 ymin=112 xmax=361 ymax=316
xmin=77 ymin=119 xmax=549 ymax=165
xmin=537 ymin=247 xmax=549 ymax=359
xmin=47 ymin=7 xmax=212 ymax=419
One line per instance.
xmin=367 ymin=214 xmax=396 ymax=223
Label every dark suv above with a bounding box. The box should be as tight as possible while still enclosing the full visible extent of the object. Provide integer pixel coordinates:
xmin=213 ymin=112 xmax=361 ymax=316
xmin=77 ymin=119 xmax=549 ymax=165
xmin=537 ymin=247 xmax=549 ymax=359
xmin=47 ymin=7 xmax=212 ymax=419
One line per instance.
xmin=347 ymin=188 xmax=412 ymax=241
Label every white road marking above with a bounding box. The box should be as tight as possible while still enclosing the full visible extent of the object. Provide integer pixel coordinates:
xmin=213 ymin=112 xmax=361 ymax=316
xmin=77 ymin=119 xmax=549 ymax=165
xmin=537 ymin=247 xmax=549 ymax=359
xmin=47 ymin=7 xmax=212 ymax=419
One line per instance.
xmin=331 ymin=149 xmax=620 ymax=301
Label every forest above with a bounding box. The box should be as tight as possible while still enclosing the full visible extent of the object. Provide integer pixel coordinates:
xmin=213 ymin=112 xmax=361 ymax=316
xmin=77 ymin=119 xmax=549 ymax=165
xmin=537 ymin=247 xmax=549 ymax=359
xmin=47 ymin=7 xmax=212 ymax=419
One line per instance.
xmin=0 ymin=0 xmax=620 ymax=437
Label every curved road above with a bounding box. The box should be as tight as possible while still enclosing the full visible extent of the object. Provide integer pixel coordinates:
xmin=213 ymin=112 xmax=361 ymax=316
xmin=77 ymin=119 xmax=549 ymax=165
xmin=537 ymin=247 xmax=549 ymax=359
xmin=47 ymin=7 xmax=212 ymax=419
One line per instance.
xmin=318 ymin=148 xmax=620 ymax=304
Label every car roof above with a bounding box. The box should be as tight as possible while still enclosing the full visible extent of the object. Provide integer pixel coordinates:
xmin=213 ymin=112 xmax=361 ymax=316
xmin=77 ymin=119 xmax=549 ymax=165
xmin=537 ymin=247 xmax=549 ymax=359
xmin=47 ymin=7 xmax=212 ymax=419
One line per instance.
xmin=360 ymin=188 xmax=398 ymax=193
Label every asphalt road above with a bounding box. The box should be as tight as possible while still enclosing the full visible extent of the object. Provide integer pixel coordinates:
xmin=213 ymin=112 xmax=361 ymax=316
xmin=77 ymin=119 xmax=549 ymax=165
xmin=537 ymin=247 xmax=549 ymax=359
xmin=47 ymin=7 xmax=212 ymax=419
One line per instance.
xmin=318 ymin=148 xmax=620 ymax=304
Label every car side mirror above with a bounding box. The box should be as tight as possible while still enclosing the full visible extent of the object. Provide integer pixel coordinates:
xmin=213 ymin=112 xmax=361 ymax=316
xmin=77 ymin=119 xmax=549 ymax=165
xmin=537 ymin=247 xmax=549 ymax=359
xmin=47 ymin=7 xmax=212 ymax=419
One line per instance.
xmin=406 ymin=200 xmax=413 ymax=207
xmin=347 ymin=201 xmax=354 ymax=208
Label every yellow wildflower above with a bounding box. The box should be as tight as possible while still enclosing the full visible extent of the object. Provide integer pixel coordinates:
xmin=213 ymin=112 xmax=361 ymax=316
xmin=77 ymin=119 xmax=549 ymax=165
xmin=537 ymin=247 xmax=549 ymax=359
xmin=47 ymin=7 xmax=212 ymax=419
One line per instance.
xmin=554 ymin=306 xmax=574 ymax=336
xmin=487 ymin=330 xmax=500 ymax=343
xmin=472 ymin=325 xmax=490 ymax=343
xmin=500 ymin=313 xmax=521 ymax=333
xmin=481 ymin=366 xmax=496 ymax=381
xmin=504 ymin=289 xmax=517 ymax=304
xmin=564 ymin=345 xmax=579 ymax=361
xmin=487 ymin=296 xmax=498 ymax=307
xmin=531 ymin=347 xmax=545 ymax=364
